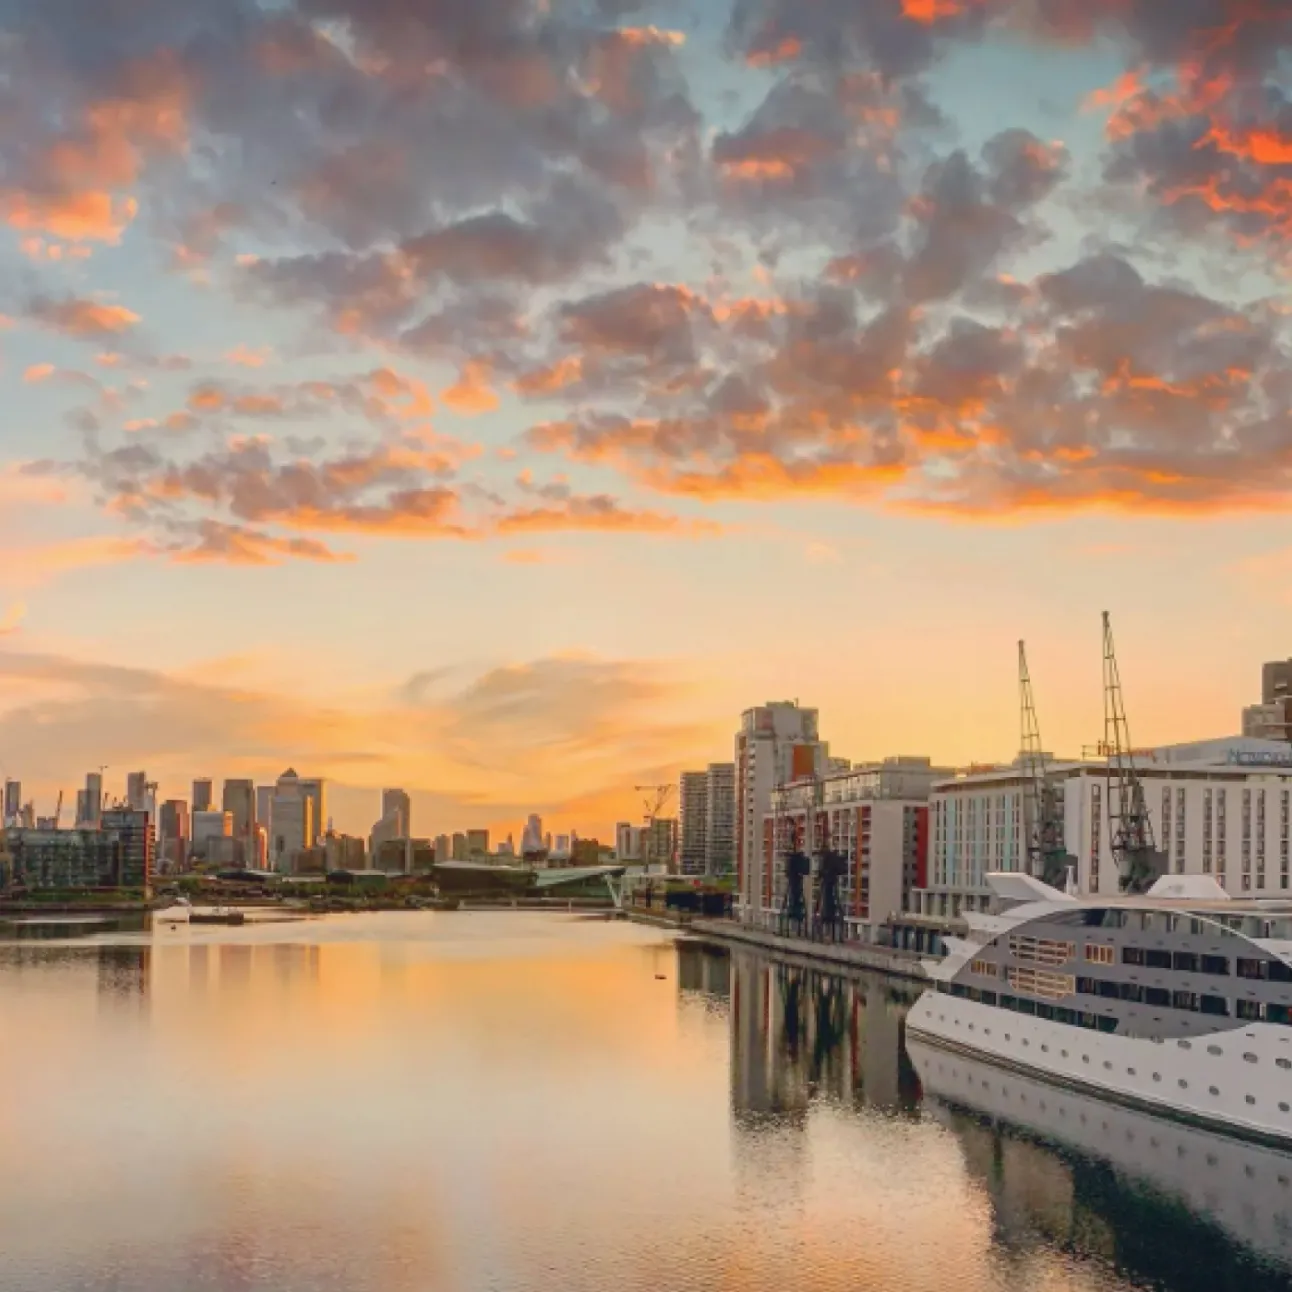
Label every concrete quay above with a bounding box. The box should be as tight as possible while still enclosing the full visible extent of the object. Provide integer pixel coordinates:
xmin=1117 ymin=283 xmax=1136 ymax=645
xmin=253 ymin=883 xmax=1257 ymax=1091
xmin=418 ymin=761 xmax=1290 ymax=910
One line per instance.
xmin=625 ymin=910 xmax=930 ymax=982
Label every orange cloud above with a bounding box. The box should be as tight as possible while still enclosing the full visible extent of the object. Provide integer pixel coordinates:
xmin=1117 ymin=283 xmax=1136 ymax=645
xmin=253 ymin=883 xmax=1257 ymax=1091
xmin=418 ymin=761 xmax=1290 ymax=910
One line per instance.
xmin=225 ymin=344 xmax=273 ymax=368
xmin=441 ymin=361 xmax=500 ymax=415
xmin=23 ymin=363 xmax=55 ymax=384
xmin=901 ymin=0 xmax=966 ymax=22
xmin=3 ymin=191 xmax=137 ymax=244
xmin=0 ymin=536 xmax=150 ymax=586
xmin=514 ymin=355 xmax=585 ymax=397
xmin=29 ymin=296 xmax=140 ymax=338
xmin=0 ymin=603 xmax=26 ymax=636
xmin=746 ymin=36 xmax=802 ymax=68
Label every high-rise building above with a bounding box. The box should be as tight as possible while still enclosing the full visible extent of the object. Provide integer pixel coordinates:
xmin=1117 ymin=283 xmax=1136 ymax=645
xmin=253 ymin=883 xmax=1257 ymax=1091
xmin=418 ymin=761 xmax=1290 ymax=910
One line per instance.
xmin=679 ymin=772 xmax=709 ymax=876
xmin=1263 ymin=659 xmax=1292 ymax=705
xmin=705 ymin=762 xmax=736 ymax=877
xmin=644 ymin=818 xmax=677 ymax=870
xmin=466 ymin=828 xmax=489 ymax=857
xmin=222 ymin=779 xmax=257 ymax=864
xmin=192 ymin=810 xmax=233 ymax=861
xmin=4 ymin=779 xmax=21 ymax=826
xmin=451 ymin=832 xmax=467 ymax=861
xmin=735 ymin=702 xmax=828 ymax=921
xmin=298 ymin=778 xmax=327 ymax=846
xmin=615 ymin=822 xmax=643 ymax=861
xmin=75 ymin=790 xmax=89 ymax=828
xmin=369 ymin=810 xmax=404 ymax=865
xmin=381 ymin=788 xmax=411 ymax=838
xmin=100 ymin=807 xmax=153 ymax=890
xmin=521 ymin=814 xmax=544 ymax=856
xmin=126 ymin=772 xmax=148 ymax=812
xmin=192 ymin=779 xmax=213 ymax=813
xmin=270 ymin=769 xmax=313 ymax=872
xmin=434 ymin=834 xmax=451 ymax=863
xmin=83 ymin=771 xmax=103 ymax=829
xmin=256 ymin=785 xmax=274 ymax=843
xmin=159 ymin=800 xmax=190 ymax=867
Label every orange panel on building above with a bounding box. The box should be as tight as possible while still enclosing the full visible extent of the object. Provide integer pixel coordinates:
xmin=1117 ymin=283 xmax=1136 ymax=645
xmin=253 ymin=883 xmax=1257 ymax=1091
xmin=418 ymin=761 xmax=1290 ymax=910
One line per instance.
xmin=791 ymin=743 xmax=816 ymax=781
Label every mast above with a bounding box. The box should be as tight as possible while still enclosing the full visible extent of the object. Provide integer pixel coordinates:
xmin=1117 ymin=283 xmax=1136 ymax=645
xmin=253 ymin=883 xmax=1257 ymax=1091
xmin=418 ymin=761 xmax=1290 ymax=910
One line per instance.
xmin=1102 ymin=612 xmax=1164 ymax=893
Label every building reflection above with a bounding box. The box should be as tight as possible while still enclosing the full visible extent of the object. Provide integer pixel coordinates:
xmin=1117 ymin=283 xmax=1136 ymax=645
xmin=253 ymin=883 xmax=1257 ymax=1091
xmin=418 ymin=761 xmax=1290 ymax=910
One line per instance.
xmin=95 ymin=944 xmax=151 ymax=1002
xmin=726 ymin=949 xmax=923 ymax=1122
xmin=910 ymin=1038 xmax=1292 ymax=1288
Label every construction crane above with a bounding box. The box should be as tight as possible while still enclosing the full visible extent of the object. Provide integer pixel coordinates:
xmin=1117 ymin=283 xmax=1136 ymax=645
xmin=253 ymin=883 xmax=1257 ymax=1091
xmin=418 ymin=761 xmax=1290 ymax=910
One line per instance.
xmin=1102 ymin=612 xmax=1166 ymax=894
xmin=1018 ymin=641 xmax=1069 ymax=889
xmin=634 ymin=784 xmax=674 ymax=870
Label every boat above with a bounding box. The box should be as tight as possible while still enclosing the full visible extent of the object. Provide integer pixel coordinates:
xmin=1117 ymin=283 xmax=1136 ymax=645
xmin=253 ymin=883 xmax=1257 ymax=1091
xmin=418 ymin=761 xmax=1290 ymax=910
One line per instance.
xmin=155 ymin=896 xmax=192 ymax=923
xmin=906 ymin=871 xmax=1292 ymax=1146
xmin=189 ymin=907 xmax=246 ymax=925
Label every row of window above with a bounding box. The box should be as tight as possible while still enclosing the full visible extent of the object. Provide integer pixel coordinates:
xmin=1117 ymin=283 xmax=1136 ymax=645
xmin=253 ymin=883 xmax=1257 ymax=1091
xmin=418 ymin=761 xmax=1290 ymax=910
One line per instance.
xmin=1008 ymin=936 xmax=1074 ymax=967
xmin=1007 ymin=966 xmax=1075 ymax=1001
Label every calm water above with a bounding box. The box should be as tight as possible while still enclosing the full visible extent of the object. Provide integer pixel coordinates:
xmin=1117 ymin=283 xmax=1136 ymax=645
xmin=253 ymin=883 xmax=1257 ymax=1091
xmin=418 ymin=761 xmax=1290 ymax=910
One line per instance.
xmin=0 ymin=912 xmax=1289 ymax=1292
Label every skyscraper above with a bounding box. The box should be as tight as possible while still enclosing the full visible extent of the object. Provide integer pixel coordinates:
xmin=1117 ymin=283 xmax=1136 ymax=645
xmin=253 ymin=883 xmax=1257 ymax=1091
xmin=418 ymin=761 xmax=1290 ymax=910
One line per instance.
xmin=222 ymin=779 xmax=257 ymax=865
xmin=256 ymin=785 xmax=274 ymax=843
xmin=3 ymin=780 xmax=21 ymax=826
xmin=126 ymin=772 xmax=149 ymax=812
xmin=270 ymin=770 xmax=313 ymax=872
xmin=192 ymin=779 xmax=213 ymax=813
xmin=679 ymin=772 xmax=708 ymax=876
xmin=705 ymin=762 xmax=736 ymax=877
xmin=466 ymin=828 xmax=489 ymax=857
xmin=297 ymin=778 xmax=326 ymax=846
xmin=83 ymin=771 xmax=103 ymax=828
xmin=521 ymin=814 xmax=544 ymax=856
xmin=381 ymin=788 xmax=411 ymax=838
xmin=159 ymin=799 xmax=190 ymax=868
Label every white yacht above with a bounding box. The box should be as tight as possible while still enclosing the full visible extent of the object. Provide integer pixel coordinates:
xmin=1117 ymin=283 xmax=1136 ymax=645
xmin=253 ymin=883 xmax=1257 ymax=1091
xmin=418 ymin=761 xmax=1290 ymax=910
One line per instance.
xmin=906 ymin=872 xmax=1292 ymax=1146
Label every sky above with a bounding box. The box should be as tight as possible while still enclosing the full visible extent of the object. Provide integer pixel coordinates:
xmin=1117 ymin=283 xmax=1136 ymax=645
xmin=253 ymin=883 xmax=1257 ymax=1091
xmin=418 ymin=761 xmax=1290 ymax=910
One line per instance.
xmin=2 ymin=0 xmax=1292 ymax=842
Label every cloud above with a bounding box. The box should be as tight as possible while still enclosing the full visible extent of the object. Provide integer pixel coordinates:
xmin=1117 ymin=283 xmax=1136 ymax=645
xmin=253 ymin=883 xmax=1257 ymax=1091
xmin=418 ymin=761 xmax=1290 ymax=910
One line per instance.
xmin=27 ymin=295 xmax=140 ymax=339
xmin=0 ymin=647 xmax=724 ymax=837
xmin=0 ymin=604 xmax=26 ymax=636
xmin=441 ymin=361 xmax=500 ymax=415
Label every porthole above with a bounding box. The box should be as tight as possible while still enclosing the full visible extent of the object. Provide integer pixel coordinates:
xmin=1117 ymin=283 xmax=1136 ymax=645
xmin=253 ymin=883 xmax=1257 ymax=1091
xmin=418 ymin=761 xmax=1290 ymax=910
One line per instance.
xmin=1022 ymin=1039 xmax=1029 ymax=1047
xmin=984 ymin=1029 xmax=991 ymax=1036
xmin=1280 ymin=1103 xmax=1291 ymax=1114
xmin=1246 ymin=1095 xmax=1257 ymax=1106
xmin=1153 ymin=1073 xmax=1162 ymax=1082
xmin=1082 ymin=1055 xmax=1090 ymax=1063
xmin=1005 ymin=1033 xmax=1011 ymax=1042
xmin=1128 ymin=1068 xmax=1137 ymax=1076
xmin=1178 ymin=1040 xmax=1192 ymax=1050
xmin=1278 ymin=1058 xmax=1290 ymax=1070
xmin=1041 ymin=1045 xmax=1049 ymax=1053
xmin=1209 ymin=1087 xmax=1220 ymax=1096
xmin=1061 ymin=1050 xmax=1069 ymax=1058
xmin=1104 ymin=1061 xmax=1113 ymax=1070
xmin=968 ymin=1024 xmax=975 ymax=1031
xmin=1208 ymin=1046 xmax=1222 ymax=1056
xmin=1179 ymin=1079 xmax=1189 ymax=1089
xmin=1244 ymin=1053 xmax=1258 ymax=1064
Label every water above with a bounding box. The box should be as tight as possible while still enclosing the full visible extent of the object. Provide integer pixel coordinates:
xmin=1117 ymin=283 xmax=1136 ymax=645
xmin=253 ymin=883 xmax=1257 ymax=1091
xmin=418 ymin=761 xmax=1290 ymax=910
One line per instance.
xmin=0 ymin=912 xmax=1289 ymax=1292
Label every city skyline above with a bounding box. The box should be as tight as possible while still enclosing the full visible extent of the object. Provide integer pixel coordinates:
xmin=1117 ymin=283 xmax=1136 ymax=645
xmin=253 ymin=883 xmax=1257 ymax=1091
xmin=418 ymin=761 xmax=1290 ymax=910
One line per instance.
xmin=2 ymin=2 xmax=1292 ymax=839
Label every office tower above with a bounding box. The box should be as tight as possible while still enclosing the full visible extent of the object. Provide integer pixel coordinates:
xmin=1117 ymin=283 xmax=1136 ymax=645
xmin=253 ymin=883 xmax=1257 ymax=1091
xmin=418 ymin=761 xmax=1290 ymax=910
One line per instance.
xmin=521 ymin=814 xmax=543 ymax=855
xmin=298 ymin=778 xmax=326 ymax=846
xmin=222 ymin=779 xmax=256 ymax=863
xmin=256 ymin=785 xmax=274 ymax=843
xmin=75 ymin=790 xmax=89 ymax=827
xmin=370 ymin=810 xmax=403 ymax=865
xmin=451 ymin=832 xmax=467 ymax=861
xmin=84 ymin=772 xmax=103 ymax=828
xmin=679 ymin=771 xmax=708 ymax=876
xmin=4 ymin=779 xmax=21 ymax=825
xmin=466 ymin=828 xmax=489 ymax=857
xmin=705 ymin=762 xmax=736 ymax=877
xmin=192 ymin=779 xmax=213 ymax=813
xmin=434 ymin=834 xmax=450 ymax=863
xmin=126 ymin=772 xmax=148 ymax=812
xmin=381 ymin=788 xmax=411 ymax=838
xmin=192 ymin=810 xmax=233 ymax=859
xmin=270 ymin=769 xmax=313 ymax=872
xmin=159 ymin=799 xmax=190 ymax=867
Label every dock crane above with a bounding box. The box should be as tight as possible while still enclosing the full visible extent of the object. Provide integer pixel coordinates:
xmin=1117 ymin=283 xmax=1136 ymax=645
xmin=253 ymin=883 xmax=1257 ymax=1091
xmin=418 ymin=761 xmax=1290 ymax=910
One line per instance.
xmin=1102 ymin=612 xmax=1167 ymax=894
xmin=634 ymin=784 xmax=674 ymax=869
xmin=1018 ymin=641 xmax=1070 ymax=889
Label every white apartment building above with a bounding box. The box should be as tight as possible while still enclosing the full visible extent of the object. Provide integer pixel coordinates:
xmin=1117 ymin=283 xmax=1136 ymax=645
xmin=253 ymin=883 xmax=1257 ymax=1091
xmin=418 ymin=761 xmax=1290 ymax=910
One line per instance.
xmin=915 ymin=737 xmax=1292 ymax=923
xmin=705 ymin=761 xmax=736 ymax=877
xmin=735 ymin=702 xmax=829 ymax=919
xmin=753 ymin=757 xmax=953 ymax=940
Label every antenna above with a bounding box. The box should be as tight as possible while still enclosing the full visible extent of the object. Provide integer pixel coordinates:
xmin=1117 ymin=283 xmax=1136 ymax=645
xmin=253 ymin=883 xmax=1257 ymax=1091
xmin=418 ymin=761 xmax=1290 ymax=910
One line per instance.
xmin=1102 ymin=612 xmax=1165 ymax=894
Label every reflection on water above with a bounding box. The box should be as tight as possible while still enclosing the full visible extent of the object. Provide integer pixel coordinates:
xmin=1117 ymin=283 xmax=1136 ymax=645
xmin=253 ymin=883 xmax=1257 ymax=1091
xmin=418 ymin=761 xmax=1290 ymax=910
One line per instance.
xmin=0 ymin=915 xmax=1287 ymax=1292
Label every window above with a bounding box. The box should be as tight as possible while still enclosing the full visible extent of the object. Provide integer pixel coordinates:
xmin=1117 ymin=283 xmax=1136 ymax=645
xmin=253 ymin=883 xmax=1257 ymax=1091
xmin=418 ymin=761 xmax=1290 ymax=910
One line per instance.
xmin=1146 ymin=949 xmax=1172 ymax=970
xmin=1201 ymin=955 xmax=1229 ymax=976
xmin=1084 ymin=943 xmax=1115 ymax=965
xmin=1238 ymin=999 xmax=1262 ymax=1021
xmin=1174 ymin=990 xmax=1200 ymax=1011
xmin=1201 ymin=995 xmax=1230 ymax=1017
xmin=1270 ymin=961 xmax=1292 ymax=984
xmin=970 ymin=958 xmax=999 ymax=978
xmin=1145 ymin=987 xmax=1171 ymax=1007
xmin=1123 ymin=946 xmax=1146 ymax=967
xmin=1173 ymin=952 xmax=1200 ymax=973
xmin=1007 ymin=966 xmax=1075 ymax=1001
xmin=1238 ymin=958 xmax=1268 ymax=980
xmin=1009 ymin=936 xmax=1074 ymax=966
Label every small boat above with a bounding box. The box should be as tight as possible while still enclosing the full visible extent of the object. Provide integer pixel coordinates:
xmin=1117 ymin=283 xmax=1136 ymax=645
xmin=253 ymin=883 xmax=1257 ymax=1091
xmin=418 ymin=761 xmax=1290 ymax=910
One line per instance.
xmin=156 ymin=896 xmax=192 ymax=923
xmin=190 ymin=907 xmax=246 ymax=926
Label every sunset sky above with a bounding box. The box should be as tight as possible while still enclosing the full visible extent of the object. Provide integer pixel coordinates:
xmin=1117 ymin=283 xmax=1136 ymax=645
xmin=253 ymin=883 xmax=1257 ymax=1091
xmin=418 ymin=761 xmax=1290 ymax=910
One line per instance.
xmin=2 ymin=0 xmax=1291 ymax=841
